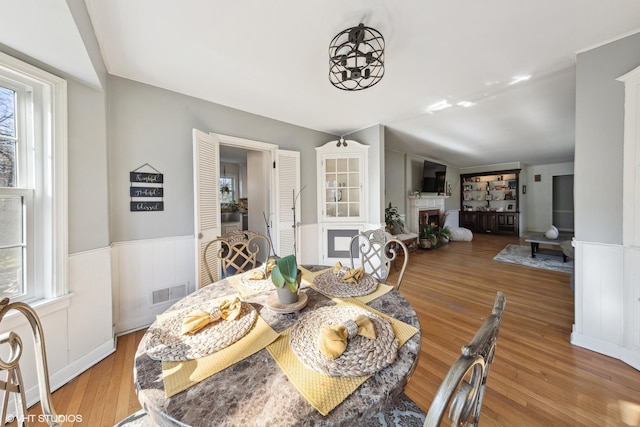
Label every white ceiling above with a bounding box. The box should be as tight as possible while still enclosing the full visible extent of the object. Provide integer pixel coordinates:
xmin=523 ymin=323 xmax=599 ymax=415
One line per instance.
xmin=5 ymin=1 xmax=640 ymax=168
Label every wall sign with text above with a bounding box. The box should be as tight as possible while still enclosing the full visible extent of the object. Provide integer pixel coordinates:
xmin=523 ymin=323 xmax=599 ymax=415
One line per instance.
xmin=130 ymin=164 xmax=164 ymax=212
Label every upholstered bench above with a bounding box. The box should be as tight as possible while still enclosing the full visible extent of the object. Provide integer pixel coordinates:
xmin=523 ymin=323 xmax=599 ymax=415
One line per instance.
xmin=392 ymin=233 xmax=418 ymax=252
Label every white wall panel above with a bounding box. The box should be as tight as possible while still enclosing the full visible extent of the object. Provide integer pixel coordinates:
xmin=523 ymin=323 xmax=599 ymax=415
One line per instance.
xmin=112 ymin=235 xmax=196 ymax=334
xmin=572 ymin=241 xmax=625 ymax=353
xmin=579 ymin=242 xmax=624 ymax=344
xmin=67 ymin=248 xmax=113 ymax=361
xmin=0 ymin=247 xmax=115 ymax=408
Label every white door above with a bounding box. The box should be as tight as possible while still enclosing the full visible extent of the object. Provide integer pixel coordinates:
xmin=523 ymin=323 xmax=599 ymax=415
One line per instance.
xmin=193 ymin=129 xmax=221 ymax=288
xmin=275 ymin=150 xmax=300 ymax=258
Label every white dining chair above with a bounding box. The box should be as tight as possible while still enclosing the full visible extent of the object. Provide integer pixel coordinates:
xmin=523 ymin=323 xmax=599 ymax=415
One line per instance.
xmin=349 ymin=228 xmax=409 ymax=290
xmin=365 ymin=291 xmax=506 ymax=427
xmin=203 ymin=230 xmax=271 ymax=282
xmin=0 ymin=298 xmax=59 ymax=426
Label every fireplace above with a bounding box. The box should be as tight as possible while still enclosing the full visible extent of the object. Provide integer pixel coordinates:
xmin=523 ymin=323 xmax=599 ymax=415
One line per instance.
xmin=419 ymin=209 xmax=440 ymax=232
xmin=407 ymin=195 xmax=446 ymax=234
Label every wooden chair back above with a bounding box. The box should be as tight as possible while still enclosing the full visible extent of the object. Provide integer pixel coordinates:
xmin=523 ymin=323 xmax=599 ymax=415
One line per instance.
xmin=0 ymin=298 xmax=59 ymax=426
xmin=349 ymin=229 xmax=409 ymax=290
xmin=203 ymin=230 xmax=271 ymax=282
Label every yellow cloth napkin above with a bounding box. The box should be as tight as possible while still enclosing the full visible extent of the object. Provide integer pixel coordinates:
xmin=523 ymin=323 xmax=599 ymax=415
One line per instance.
xmin=333 ymin=261 xmax=364 ymax=283
xmin=248 ymin=269 xmax=266 ymax=280
xmin=180 ymin=298 xmax=242 ymax=335
xmin=318 ymin=314 xmax=376 ymax=360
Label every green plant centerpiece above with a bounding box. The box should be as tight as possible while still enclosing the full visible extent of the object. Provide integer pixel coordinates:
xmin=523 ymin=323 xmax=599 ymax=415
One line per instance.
xmin=384 ymin=202 xmax=404 ymax=234
xmin=270 ymin=254 xmax=301 ymax=304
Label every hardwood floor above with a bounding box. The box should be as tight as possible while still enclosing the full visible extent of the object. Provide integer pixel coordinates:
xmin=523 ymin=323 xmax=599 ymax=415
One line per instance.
xmin=25 ymin=234 xmax=640 ymax=426
xmin=397 ymin=234 xmax=640 ymax=426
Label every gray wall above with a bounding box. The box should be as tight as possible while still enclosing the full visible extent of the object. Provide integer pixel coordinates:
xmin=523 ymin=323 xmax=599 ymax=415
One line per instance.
xmin=345 ymin=124 xmax=385 ymax=224
xmin=523 ymin=162 xmax=574 ymax=233
xmin=67 ymin=0 xmax=111 ymax=253
xmin=67 ymin=81 xmax=110 ymax=252
xmin=575 ymin=32 xmax=640 ymax=244
xmin=384 ymin=149 xmax=406 ymax=216
xmin=108 ymin=76 xmax=336 ymax=242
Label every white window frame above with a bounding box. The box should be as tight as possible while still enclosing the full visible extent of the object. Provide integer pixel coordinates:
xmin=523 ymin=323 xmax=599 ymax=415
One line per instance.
xmin=0 ymin=51 xmax=67 ymax=302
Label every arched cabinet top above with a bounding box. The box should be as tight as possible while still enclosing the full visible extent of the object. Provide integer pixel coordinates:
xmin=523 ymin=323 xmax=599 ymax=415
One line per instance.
xmin=316 ymin=139 xmax=370 ymax=154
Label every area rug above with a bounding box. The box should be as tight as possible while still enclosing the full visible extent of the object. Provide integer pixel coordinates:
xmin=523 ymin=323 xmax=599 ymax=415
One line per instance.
xmin=493 ymin=244 xmax=573 ymax=274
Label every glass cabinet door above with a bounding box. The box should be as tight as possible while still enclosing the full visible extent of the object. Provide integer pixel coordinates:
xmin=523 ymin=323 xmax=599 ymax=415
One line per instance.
xmin=322 ymin=155 xmax=363 ymax=220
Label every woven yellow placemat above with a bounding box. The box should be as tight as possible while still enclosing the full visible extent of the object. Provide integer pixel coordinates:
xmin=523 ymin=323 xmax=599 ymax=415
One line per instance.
xmin=161 ymin=314 xmax=279 ymax=398
xmin=226 ymin=269 xmax=272 ymax=298
xmin=266 ymin=299 xmax=419 ymax=415
xmin=300 ymin=266 xmax=393 ymax=303
xmin=356 ymin=283 xmax=393 ymax=303
xmin=299 ymin=266 xmax=330 ymax=285
xmin=267 ymin=328 xmax=370 ymax=416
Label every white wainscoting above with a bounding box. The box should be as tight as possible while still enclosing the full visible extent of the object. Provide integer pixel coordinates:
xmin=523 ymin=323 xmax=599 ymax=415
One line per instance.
xmin=299 ymin=223 xmax=319 ymax=265
xmin=112 ymin=235 xmax=196 ymax=334
xmin=3 ymin=246 xmax=116 ymax=409
xmin=571 ymin=240 xmax=640 ymax=370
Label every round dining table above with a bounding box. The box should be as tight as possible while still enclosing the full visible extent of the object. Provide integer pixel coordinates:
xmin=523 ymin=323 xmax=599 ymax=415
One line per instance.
xmin=134 ymin=265 xmax=421 ymax=426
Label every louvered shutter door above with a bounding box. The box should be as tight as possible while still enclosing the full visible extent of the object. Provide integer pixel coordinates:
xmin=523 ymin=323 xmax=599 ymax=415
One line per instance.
xmin=275 ymin=150 xmax=300 ymax=257
xmin=193 ymin=129 xmax=221 ymax=288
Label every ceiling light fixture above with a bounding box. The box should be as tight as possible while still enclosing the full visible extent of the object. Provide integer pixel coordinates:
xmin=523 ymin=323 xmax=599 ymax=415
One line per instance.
xmin=329 ymin=23 xmax=385 ymax=91
xmin=457 ymin=101 xmax=476 ymax=108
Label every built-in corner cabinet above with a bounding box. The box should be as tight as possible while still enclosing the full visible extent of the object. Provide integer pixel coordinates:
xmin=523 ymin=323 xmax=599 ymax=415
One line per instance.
xmin=459 ymin=170 xmax=520 ymax=236
xmin=316 ymin=140 xmax=369 ymax=264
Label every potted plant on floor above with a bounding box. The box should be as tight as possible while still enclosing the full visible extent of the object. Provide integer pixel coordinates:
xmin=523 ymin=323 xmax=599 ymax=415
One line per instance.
xmin=420 ymin=226 xmax=438 ymax=249
xmin=270 ymin=254 xmax=301 ymax=304
xmin=437 ymin=226 xmax=452 ymax=245
xmin=385 ymin=202 xmax=404 ymax=235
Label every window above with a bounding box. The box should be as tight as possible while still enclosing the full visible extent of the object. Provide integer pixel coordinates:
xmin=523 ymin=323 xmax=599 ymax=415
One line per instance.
xmin=0 ymin=52 xmax=67 ymax=302
xmin=220 ymin=176 xmax=235 ymax=203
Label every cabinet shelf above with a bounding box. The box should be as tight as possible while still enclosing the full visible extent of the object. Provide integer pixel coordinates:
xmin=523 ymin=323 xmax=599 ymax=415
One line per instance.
xmin=460 ymin=169 xmax=520 ymax=235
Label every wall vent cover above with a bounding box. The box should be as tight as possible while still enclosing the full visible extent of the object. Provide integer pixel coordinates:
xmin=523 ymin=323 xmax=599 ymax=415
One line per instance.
xmin=152 ymin=283 xmax=188 ymax=305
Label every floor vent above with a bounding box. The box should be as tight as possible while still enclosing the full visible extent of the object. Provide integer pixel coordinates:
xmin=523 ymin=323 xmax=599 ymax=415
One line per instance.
xmin=152 ymin=283 xmax=188 ymax=305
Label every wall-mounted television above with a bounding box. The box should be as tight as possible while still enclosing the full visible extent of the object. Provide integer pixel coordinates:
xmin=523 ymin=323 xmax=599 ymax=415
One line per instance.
xmin=421 ymin=160 xmax=447 ymax=193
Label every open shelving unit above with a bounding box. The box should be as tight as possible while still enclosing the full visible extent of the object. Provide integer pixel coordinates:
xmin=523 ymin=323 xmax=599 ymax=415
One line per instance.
xmin=460 ymin=170 xmax=520 ymax=235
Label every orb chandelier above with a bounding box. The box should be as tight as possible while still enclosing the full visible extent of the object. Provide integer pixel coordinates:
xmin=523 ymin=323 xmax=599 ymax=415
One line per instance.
xmin=328 ymin=23 xmax=385 ymax=91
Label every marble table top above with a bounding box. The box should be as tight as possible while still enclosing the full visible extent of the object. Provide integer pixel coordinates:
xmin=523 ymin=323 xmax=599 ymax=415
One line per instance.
xmin=134 ymin=265 xmax=421 ymax=426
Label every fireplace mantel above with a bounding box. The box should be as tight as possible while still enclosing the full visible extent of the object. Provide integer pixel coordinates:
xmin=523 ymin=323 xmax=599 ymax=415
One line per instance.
xmin=407 ymin=195 xmax=447 ymax=234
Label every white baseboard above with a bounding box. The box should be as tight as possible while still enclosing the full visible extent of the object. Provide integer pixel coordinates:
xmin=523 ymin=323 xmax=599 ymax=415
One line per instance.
xmin=25 ymin=338 xmax=115 ymax=408
xmin=571 ymin=330 xmax=623 ymax=359
xmin=117 ymin=315 xmax=156 ymax=335
xmin=621 ymin=347 xmax=640 ymax=371
xmin=572 ymin=331 xmax=640 ymax=372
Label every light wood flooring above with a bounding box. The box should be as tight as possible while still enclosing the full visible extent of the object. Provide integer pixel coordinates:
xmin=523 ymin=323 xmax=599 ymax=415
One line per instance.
xmin=24 ymin=234 xmax=640 ymax=426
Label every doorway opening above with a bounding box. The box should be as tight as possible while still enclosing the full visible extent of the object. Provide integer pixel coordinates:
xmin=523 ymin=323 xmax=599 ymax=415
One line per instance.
xmin=552 ymin=174 xmax=574 ymax=232
xmin=217 ymin=135 xmax=278 ymax=256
